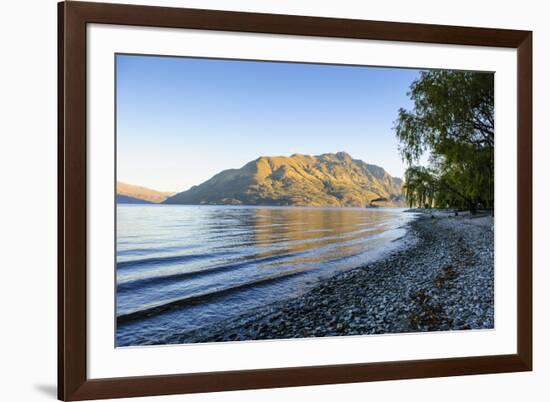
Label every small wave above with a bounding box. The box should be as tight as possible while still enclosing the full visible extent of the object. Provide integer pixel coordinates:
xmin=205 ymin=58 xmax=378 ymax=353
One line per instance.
xmin=117 ymin=269 xmax=307 ymax=323
xmin=117 ymin=248 xmax=313 ymax=292
xmin=117 ymin=251 xmax=232 ymax=270
xmin=117 ymin=244 xmax=198 ymax=257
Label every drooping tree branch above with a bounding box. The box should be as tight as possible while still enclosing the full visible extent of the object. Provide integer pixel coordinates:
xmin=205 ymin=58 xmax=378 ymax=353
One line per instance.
xmin=395 ymin=70 xmax=494 ymax=210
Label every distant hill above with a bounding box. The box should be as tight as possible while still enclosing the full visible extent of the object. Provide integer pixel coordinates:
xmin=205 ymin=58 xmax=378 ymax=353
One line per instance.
xmin=116 ymin=182 xmax=174 ymax=204
xmin=116 ymin=194 xmax=152 ymax=204
xmin=164 ymin=152 xmax=404 ymax=207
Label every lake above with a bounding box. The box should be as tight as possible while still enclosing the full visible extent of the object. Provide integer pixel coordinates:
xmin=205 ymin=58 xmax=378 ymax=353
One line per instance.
xmin=116 ymin=205 xmax=415 ymax=346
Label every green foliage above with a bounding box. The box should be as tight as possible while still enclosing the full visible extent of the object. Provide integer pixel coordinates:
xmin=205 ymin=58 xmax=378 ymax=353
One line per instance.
xmin=395 ymin=71 xmax=494 ymax=212
xmin=403 ymin=166 xmax=438 ymax=208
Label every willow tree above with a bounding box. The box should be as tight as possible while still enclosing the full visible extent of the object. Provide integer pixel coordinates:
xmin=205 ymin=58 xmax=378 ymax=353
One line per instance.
xmin=395 ymin=70 xmax=494 ymax=212
xmin=403 ymin=166 xmax=437 ymax=208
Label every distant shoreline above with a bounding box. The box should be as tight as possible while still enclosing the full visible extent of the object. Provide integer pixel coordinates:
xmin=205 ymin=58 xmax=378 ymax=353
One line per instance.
xmin=117 ymin=203 xmax=407 ymax=210
xmin=156 ymin=210 xmax=494 ymax=345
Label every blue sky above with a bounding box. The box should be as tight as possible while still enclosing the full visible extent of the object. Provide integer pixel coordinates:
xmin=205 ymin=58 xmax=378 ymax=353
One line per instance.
xmin=116 ymin=54 xmax=421 ymax=192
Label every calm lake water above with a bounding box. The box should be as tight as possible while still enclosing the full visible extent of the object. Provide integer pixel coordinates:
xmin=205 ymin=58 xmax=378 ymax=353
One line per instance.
xmin=116 ymin=205 xmax=415 ymax=346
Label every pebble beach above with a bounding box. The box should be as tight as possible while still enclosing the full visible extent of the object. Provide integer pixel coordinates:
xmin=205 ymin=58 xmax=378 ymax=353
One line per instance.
xmin=158 ymin=211 xmax=494 ymax=344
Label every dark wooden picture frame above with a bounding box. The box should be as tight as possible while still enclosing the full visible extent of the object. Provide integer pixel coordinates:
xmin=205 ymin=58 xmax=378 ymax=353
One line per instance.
xmin=58 ymin=1 xmax=532 ymax=400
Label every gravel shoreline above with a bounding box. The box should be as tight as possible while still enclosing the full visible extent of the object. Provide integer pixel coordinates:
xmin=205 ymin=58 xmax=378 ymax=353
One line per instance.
xmin=160 ymin=211 xmax=494 ymax=344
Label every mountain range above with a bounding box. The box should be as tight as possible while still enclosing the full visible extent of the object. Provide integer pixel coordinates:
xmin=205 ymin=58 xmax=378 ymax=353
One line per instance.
xmin=161 ymin=152 xmax=404 ymax=207
xmin=116 ymin=181 xmax=174 ymax=204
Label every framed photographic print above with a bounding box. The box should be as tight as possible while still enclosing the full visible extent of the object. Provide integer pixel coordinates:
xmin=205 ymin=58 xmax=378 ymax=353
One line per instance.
xmin=58 ymin=1 xmax=532 ymax=400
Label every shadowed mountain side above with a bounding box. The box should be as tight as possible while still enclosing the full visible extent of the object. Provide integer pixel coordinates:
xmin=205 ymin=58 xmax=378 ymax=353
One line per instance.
xmin=117 ymin=181 xmax=175 ymax=204
xmin=164 ymin=152 xmax=404 ymax=207
xmin=117 ymin=194 xmax=152 ymax=204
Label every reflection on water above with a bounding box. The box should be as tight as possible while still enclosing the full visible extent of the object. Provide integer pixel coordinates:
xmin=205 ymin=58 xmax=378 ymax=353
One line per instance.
xmin=116 ymin=205 xmax=414 ymax=346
